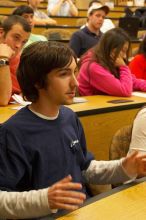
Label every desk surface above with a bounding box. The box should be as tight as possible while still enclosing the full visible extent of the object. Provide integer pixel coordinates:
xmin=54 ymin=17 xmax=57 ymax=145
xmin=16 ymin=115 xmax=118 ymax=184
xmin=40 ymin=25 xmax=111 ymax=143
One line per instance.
xmin=0 ymin=95 xmax=146 ymax=123
xmin=68 ymin=95 xmax=146 ymax=116
xmin=57 ymin=178 xmax=146 ymax=220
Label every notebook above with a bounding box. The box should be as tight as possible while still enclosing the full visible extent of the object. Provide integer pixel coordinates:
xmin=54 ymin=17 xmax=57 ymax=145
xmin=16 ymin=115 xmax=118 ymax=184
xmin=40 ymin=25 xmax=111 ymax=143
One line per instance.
xmin=119 ymin=17 xmax=140 ymax=40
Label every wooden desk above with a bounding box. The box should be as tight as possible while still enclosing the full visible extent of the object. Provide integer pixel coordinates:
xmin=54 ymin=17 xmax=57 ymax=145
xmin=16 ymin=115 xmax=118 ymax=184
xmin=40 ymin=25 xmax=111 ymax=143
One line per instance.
xmin=49 ymin=16 xmax=119 ymax=26
xmin=13 ymin=0 xmax=47 ymax=7
xmin=56 ymin=178 xmax=146 ymax=220
xmin=32 ymin=25 xmax=80 ymax=35
xmin=48 ymin=16 xmax=85 ymax=26
xmin=0 ymin=103 xmax=18 ymax=123
xmin=0 ymin=11 xmax=119 ymax=26
xmin=0 ymin=6 xmax=124 ymax=18
xmin=0 ymin=6 xmax=15 ymax=14
xmin=1 ymin=95 xmax=146 ymax=161
xmin=0 ymin=5 xmax=48 ymax=15
xmin=67 ymin=95 xmax=146 ymax=160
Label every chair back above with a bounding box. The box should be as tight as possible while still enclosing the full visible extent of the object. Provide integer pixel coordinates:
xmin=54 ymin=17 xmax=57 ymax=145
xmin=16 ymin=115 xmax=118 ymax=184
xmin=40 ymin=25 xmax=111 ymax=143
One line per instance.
xmin=109 ymin=124 xmax=133 ymax=160
xmin=109 ymin=124 xmax=133 ymax=188
xmin=42 ymin=28 xmax=72 ymax=40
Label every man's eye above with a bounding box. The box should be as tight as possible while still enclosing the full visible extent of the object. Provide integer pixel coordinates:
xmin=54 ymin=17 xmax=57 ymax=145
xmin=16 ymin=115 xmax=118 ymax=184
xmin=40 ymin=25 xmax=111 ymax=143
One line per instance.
xmin=14 ymin=36 xmax=19 ymax=40
xmin=59 ymin=72 xmax=67 ymax=76
xmin=22 ymin=41 xmax=28 ymax=45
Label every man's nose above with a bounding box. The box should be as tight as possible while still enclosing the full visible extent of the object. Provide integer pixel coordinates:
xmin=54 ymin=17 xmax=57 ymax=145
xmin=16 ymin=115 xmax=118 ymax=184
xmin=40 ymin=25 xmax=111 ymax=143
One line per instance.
xmin=15 ymin=42 xmax=22 ymax=51
xmin=28 ymin=18 xmax=33 ymax=25
xmin=71 ymin=75 xmax=79 ymax=88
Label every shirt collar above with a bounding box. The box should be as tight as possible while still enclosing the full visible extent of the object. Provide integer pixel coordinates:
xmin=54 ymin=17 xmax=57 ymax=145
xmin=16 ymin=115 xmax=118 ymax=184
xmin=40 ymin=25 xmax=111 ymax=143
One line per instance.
xmin=83 ymin=26 xmax=102 ymax=37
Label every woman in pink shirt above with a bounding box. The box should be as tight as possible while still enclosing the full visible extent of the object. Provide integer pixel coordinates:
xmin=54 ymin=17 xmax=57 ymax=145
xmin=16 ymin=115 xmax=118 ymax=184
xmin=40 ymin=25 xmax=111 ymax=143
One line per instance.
xmin=78 ymin=28 xmax=146 ymax=97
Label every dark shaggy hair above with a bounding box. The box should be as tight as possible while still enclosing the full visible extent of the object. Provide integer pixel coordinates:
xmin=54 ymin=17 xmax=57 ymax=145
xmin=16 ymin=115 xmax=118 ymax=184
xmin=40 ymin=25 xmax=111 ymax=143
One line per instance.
xmin=17 ymin=41 xmax=77 ymax=102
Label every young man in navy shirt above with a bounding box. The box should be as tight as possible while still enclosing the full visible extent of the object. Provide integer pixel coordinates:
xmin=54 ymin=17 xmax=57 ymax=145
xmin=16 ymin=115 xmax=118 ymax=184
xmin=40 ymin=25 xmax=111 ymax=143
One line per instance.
xmin=0 ymin=41 xmax=146 ymax=218
xmin=69 ymin=2 xmax=109 ymax=57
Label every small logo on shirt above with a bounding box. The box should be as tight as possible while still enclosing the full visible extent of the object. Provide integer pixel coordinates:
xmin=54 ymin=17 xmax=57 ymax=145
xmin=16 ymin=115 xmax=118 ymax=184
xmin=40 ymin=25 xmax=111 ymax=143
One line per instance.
xmin=70 ymin=140 xmax=79 ymax=148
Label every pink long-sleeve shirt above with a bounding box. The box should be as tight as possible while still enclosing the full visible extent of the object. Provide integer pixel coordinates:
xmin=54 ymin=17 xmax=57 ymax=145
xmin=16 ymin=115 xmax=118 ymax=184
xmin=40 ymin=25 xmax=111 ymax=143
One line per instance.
xmin=78 ymin=52 xmax=146 ymax=97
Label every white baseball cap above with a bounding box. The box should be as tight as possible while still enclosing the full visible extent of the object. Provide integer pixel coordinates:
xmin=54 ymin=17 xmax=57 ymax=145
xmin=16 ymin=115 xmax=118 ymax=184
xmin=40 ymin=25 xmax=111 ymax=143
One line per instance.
xmin=87 ymin=3 xmax=109 ymax=16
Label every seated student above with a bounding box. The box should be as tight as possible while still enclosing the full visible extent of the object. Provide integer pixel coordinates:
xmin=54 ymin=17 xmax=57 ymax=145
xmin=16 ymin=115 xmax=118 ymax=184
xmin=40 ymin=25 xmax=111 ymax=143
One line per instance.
xmin=12 ymin=5 xmax=47 ymax=48
xmin=28 ymin=0 xmax=57 ymax=25
xmin=129 ymin=106 xmax=146 ymax=154
xmin=69 ymin=2 xmax=109 ymax=58
xmin=85 ymin=0 xmax=115 ymax=33
xmin=0 ymin=175 xmax=85 ymax=219
xmin=47 ymin=0 xmax=78 ymax=16
xmin=0 ymin=15 xmax=31 ymax=106
xmin=129 ymin=35 xmax=146 ymax=80
xmin=0 ymin=41 xmax=146 ymax=217
xmin=78 ymin=28 xmax=146 ymax=97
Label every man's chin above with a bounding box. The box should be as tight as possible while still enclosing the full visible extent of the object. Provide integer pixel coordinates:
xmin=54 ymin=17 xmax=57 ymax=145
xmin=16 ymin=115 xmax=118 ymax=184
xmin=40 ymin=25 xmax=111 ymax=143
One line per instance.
xmin=63 ymin=99 xmax=74 ymax=105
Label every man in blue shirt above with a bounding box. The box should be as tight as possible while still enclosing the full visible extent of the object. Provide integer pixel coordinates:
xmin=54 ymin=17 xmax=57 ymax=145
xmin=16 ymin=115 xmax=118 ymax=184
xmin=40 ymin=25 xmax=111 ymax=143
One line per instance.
xmin=0 ymin=41 xmax=146 ymax=218
xmin=69 ymin=2 xmax=109 ymax=57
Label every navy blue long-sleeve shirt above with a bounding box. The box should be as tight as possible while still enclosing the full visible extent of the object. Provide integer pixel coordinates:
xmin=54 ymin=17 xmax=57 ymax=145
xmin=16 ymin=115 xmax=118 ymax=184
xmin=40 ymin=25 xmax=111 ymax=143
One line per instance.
xmin=69 ymin=26 xmax=102 ymax=58
xmin=0 ymin=106 xmax=93 ymax=195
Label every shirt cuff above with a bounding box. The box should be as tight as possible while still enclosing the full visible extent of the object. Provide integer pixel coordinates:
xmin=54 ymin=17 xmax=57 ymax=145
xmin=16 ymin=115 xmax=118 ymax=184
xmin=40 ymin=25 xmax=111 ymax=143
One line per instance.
xmin=50 ymin=209 xmax=58 ymax=213
xmin=120 ymin=158 xmax=137 ymax=180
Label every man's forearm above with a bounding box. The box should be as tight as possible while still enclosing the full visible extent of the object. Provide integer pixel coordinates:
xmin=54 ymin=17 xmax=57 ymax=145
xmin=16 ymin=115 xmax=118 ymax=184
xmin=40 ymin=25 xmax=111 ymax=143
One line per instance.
xmin=0 ymin=188 xmax=51 ymax=219
xmin=83 ymin=159 xmax=131 ymax=185
xmin=0 ymin=66 xmax=12 ymax=106
xmin=0 ymin=43 xmax=14 ymax=106
xmin=69 ymin=2 xmax=78 ymax=16
xmin=49 ymin=2 xmax=62 ymax=16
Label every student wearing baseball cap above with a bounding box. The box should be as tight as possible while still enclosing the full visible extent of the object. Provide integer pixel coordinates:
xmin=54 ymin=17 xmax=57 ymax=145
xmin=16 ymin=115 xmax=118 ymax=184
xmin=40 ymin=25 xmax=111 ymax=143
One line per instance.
xmin=69 ymin=1 xmax=110 ymax=57
xmin=87 ymin=2 xmax=109 ymax=16
xmin=87 ymin=0 xmax=115 ymax=33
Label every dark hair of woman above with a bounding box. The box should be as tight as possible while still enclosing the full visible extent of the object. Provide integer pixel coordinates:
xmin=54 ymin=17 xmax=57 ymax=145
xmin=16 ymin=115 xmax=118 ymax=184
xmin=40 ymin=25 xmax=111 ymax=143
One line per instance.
xmin=92 ymin=28 xmax=131 ymax=78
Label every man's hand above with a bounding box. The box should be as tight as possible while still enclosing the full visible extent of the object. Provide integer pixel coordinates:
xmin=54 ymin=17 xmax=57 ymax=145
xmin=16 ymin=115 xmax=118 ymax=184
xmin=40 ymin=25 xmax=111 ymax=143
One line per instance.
xmin=0 ymin=43 xmax=15 ymax=59
xmin=122 ymin=151 xmax=146 ymax=178
xmin=46 ymin=18 xmax=57 ymax=25
xmin=48 ymin=175 xmax=86 ymax=211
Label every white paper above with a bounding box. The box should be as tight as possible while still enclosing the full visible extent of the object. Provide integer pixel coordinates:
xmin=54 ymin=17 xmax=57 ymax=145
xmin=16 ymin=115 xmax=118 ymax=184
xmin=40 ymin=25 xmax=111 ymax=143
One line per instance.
xmin=12 ymin=94 xmax=31 ymax=105
xmin=73 ymin=97 xmax=87 ymax=103
xmin=132 ymin=92 xmax=146 ymax=98
xmin=11 ymin=106 xmax=24 ymax=110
